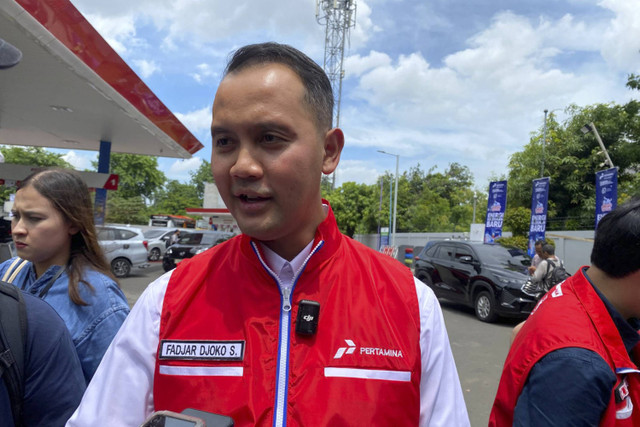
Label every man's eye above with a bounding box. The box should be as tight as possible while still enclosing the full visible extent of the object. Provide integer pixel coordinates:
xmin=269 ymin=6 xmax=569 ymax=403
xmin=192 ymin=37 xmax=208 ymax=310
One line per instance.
xmin=215 ymin=138 xmax=230 ymax=147
xmin=262 ymin=134 xmax=282 ymax=144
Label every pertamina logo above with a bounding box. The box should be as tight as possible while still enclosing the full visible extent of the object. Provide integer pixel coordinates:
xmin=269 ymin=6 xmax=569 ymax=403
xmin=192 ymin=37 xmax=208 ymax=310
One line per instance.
xmin=333 ymin=339 xmax=356 ymax=359
xmin=333 ymin=339 xmax=403 ymax=359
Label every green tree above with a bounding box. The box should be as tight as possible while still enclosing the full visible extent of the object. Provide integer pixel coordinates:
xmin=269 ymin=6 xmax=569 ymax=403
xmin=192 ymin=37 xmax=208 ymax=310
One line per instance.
xmin=1 ymin=146 xmax=72 ymax=167
xmin=507 ymin=102 xmax=640 ymax=229
xmin=105 ymin=195 xmax=148 ymax=225
xmin=0 ymin=146 xmax=72 ymax=202
xmin=189 ymin=160 xmax=214 ymax=201
xmin=152 ymin=180 xmax=201 ymax=216
xmin=94 ymin=153 xmax=166 ymax=200
xmin=503 ymin=206 xmax=531 ymax=237
xmin=325 ymin=182 xmax=376 ymax=237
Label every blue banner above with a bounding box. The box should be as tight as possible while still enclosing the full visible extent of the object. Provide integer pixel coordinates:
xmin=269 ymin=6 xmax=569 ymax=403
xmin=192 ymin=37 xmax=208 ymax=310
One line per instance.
xmin=595 ymin=167 xmax=617 ymax=228
xmin=484 ymin=180 xmax=508 ymax=243
xmin=528 ymin=177 xmax=550 ymax=257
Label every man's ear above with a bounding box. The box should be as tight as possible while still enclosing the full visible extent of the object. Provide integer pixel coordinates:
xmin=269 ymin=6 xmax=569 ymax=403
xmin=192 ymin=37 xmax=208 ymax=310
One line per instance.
xmin=322 ymin=128 xmax=344 ymax=175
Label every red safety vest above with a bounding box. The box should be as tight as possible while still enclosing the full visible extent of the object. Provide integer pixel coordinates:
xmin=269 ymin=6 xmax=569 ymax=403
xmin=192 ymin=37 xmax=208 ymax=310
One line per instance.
xmin=153 ymin=206 xmax=422 ymax=426
xmin=490 ymin=268 xmax=640 ymax=426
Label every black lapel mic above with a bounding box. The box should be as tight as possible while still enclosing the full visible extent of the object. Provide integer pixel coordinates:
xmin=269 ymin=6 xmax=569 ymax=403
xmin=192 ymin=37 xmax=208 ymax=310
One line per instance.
xmin=295 ymin=300 xmax=320 ymax=336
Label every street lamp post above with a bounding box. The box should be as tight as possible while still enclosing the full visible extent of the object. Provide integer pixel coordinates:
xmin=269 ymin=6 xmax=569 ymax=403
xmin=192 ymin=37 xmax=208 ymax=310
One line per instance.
xmin=377 ymin=150 xmax=399 ymax=247
xmin=581 ymin=122 xmax=614 ymax=169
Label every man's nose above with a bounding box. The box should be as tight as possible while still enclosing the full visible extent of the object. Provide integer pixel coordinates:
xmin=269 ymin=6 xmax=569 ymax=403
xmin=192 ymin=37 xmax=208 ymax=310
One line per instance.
xmin=230 ymin=146 xmax=263 ymax=179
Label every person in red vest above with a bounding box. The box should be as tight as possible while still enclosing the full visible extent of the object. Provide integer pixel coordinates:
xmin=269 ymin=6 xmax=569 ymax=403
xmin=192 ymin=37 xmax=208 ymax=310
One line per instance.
xmin=491 ymin=198 xmax=640 ymax=426
xmin=68 ymin=42 xmax=469 ymax=427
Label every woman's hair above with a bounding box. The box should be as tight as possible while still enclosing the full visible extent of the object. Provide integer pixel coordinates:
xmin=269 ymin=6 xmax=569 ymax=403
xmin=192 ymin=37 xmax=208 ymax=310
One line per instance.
xmin=17 ymin=168 xmax=116 ymax=305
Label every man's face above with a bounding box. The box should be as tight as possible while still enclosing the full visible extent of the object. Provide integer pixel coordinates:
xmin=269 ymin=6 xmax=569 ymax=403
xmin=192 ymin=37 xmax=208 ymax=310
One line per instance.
xmin=535 ymin=244 xmax=543 ymax=257
xmin=210 ymin=63 xmax=340 ymax=258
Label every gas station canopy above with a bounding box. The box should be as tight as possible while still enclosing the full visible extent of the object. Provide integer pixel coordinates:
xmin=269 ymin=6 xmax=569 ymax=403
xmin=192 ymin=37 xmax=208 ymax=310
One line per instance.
xmin=0 ymin=0 xmax=204 ymax=158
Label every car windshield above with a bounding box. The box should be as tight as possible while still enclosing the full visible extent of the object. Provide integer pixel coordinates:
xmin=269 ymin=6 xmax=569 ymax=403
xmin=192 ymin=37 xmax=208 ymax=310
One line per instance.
xmin=143 ymin=229 xmax=166 ymax=239
xmin=179 ymin=233 xmax=202 ymax=245
xmin=475 ymin=244 xmax=531 ymax=269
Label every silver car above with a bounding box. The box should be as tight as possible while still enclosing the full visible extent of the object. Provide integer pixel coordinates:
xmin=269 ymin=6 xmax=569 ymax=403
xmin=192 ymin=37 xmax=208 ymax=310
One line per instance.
xmin=97 ymin=225 xmax=150 ymax=278
xmin=142 ymin=228 xmax=178 ymax=261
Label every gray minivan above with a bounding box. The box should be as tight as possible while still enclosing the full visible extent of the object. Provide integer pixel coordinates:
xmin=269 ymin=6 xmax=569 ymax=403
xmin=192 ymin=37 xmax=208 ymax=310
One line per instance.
xmin=97 ymin=225 xmax=150 ymax=278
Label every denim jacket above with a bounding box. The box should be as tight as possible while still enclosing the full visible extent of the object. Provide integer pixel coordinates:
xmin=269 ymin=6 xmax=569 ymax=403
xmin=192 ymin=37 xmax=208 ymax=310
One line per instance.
xmin=0 ymin=257 xmax=130 ymax=383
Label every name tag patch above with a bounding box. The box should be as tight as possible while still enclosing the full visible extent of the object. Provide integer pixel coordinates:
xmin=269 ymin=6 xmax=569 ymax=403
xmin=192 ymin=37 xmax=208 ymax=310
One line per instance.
xmin=159 ymin=340 xmax=245 ymax=361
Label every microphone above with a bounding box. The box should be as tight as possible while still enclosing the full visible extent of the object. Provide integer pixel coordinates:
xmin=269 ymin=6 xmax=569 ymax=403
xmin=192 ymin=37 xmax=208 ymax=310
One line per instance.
xmin=295 ymin=300 xmax=320 ymax=336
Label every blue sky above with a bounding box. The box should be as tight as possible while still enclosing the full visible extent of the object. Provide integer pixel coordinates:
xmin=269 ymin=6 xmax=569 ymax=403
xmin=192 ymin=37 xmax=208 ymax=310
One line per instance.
xmin=62 ymin=0 xmax=640 ymax=191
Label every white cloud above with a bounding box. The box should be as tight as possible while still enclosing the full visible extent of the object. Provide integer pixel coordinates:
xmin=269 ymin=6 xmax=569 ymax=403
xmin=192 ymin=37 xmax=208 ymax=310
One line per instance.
xmin=334 ymin=159 xmax=379 ymax=186
xmin=70 ymin=0 xmax=640 ymax=189
xmin=599 ymin=0 xmax=640 ymax=72
xmin=132 ymin=59 xmax=160 ymax=78
xmin=167 ymin=157 xmax=203 ymax=181
xmin=83 ymin=13 xmax=138 ymax=55
xmin=191 ymin=63 xmax=218 ymax=84
xmin=175 ymin=106 xmax=212 ymax=134
xmin=62 ymin=150 xmax=97 ymax=171
xmin=344 ymin=51 xmax=391 ymax=77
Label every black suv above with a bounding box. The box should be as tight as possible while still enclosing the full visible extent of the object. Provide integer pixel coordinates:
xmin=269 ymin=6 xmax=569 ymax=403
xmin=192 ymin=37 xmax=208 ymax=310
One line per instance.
xmin=413 ymin=240 xmax=536 ymax=322
xmin=162 ymin=230 xmax=234 ymax=272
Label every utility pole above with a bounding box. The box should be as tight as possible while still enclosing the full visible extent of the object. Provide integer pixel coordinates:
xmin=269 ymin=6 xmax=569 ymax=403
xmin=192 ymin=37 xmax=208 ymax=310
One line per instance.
xmin=316 ymin=0 xmax=356 ymax=188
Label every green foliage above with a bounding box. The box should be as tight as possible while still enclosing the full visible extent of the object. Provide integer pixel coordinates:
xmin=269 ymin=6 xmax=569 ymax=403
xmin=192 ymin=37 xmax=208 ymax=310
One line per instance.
xmin=628 ymin=74 xmax=640 ymax=91
xmin=1 ymin=146 xmax=72 ymax=167
xmin=95 ymin=153 xmax=165 ymax=200
xmin=325 ymin=182 xmax=376 ymax=237
xmin=0 ymin=146 xmax=72 ymax=202
xmin=506 ymin=101 xmax=640 ymax=230
xmin=495 ymin=236 xmax=528 ymax=251
xmin=152 ymin=180 xmax=201 ymax=217
xmin=189 ymin=160 xmax=214 ymax=200
xmin=325 ymin=163 xmax=484 ymax=235
xmin=503 ymin=206 xmax=531 ymax=237
xmin=105 ymin=195 xmax=148 ymax=225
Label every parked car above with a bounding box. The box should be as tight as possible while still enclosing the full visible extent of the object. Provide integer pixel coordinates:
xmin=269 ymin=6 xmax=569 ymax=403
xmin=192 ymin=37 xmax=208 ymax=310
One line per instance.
xmin=143 ymin=228 xmax=178 ymax=261
xmin=97 ymin=225 xmax=150 ymax=278
xmin=162 ymin=230 xmax=233 ymax=272
xmin=413 ymin=240 xmax=537 ymax=322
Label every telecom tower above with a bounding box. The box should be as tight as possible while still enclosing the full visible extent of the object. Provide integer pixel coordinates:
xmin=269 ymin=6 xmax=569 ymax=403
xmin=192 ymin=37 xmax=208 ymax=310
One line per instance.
xmin=316 ymin=0 xmax=356 ymax=187
xmin=316 ymin=0 xmax=356 ymax=128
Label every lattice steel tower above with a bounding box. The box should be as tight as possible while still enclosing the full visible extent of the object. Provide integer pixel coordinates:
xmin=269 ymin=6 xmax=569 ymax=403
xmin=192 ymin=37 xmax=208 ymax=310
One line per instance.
xmin=316 ymin=0 xmax=356 ymax=128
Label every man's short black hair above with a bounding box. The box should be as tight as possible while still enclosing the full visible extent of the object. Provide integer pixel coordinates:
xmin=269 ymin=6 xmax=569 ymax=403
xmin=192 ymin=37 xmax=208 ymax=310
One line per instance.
xmin=535 ymin=239 xmax=547 ymax=247
xmin=591 ymin=197 xmax=640 ymax=278
xmin=542 ymin=244 xmax=555 ymax=256
xmin=223 ymin=42 xmax=334 ymax=132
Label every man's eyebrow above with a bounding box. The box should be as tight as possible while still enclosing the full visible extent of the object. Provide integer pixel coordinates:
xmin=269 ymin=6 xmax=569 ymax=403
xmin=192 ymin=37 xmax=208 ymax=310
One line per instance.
xmin=211 ymin=121 xmax=294 ymax=136
xmin=210 ymin=126 xmax=230 ymax=137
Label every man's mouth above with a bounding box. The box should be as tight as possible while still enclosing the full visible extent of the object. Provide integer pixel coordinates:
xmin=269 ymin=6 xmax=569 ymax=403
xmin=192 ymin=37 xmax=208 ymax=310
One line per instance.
xmin=239 ymin=194 xmax=269 ymax=203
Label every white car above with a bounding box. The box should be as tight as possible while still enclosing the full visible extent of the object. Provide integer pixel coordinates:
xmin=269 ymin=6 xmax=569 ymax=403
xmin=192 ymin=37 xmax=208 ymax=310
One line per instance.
xmin=97 ymin=225 xmax=150 ymax=278
xmin=142 ymin=228 xmax=178 ymax=261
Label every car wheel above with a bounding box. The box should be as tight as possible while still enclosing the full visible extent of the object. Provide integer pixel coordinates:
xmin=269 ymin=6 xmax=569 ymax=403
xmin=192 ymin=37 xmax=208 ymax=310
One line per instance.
xmin=111 ymin=258 xmax=132 ymax=278
xmin=475 ymin=290 xmax=498 ymax=323
xmin=417 ymin=271 xmax=434 ymax=287
xmin=149 ymin=248 xmax=161 ymax=262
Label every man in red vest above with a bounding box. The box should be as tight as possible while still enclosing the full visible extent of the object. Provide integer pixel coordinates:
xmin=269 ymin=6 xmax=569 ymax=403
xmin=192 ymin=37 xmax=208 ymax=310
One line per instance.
xmin=491 ymin=198 xmax=640 ymax=426
xmin=68 ymin=42 xmax=469 ymax=427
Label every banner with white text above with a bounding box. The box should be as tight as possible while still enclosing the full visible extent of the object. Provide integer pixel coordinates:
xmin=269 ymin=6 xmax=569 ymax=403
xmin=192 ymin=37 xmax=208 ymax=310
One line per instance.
xmin=484 ymin=180 xmax=508 ymax=243
xmin=595 ymin=167 xmax=618 ymax=228
xmin=527 ymin=177 xmax=550 ymax=257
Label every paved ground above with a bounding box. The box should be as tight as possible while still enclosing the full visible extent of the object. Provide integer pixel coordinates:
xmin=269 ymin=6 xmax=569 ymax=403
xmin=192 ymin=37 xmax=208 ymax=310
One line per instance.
xmin=119 ymin=263 xmax=518 ymax=426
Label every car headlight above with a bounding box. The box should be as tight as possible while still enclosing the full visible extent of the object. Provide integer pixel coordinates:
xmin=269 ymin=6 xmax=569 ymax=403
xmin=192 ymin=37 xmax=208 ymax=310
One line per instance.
xmin=190 ymin=246 xmax=208 ymax=255
xmin=495 ymin=275 xmax=525 ymax=286
xmin=166 ymin=248 xmax=172 ymax=255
